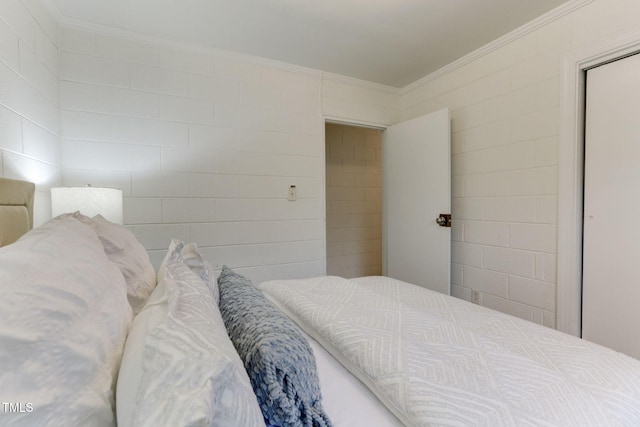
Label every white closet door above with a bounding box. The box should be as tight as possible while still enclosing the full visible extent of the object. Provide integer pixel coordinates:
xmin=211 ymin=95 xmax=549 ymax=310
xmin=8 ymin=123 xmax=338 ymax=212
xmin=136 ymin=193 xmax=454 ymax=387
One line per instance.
xmin=382 ymin=108 xmax=451 ymax=295
xmin=583 ymin=53 xmax=640 ymax=359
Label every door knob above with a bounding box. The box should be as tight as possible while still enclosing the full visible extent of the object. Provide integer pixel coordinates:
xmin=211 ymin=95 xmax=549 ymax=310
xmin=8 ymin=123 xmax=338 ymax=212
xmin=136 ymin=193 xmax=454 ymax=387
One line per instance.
xmin=436 ymin=214 xmax=451 ymax=227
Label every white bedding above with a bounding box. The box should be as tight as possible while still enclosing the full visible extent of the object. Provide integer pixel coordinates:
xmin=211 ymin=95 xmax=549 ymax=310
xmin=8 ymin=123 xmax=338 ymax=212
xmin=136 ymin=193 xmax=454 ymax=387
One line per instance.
xmin=7 ymin=203 xmax=640 ymax=426
xmin=259 ymin=275 xmax=640 ymax=427
xmin=306 ymin=334 xmax=404 ymax=427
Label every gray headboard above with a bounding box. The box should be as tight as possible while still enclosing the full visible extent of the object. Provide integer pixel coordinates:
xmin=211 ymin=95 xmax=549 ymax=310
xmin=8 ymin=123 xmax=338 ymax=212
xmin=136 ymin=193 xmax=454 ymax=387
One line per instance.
xmin=0 ymin=178 xmax=35 ymax=247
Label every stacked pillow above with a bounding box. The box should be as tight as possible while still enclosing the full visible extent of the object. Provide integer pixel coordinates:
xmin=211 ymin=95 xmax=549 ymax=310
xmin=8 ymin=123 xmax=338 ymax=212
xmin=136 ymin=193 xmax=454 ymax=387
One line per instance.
xmin=117 ymin=241 xmax=264 ymax=427
xmin=156 ymin=239 xmax=219 ymax=304
xmin=74 ymin=213 xmax=156 ymax=315
xmin=0 ymin=214 xmax=133 ymax=426
xmin=182 ymin=242 xmax=219 ymax=304
xmin=0 ymin=210 xmax=330 ymax=427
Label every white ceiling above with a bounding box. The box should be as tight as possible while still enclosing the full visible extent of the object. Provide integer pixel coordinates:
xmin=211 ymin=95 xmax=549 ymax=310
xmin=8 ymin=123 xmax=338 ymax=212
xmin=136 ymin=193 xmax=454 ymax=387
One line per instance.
xmin=49 ymin=0 xmax=572 ymax=88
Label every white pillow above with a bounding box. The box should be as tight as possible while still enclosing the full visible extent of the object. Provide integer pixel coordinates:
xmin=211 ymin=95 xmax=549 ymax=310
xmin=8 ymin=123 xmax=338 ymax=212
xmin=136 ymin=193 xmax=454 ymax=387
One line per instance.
xmin=75 ymin=213 xmax=156 ymax=315
xmin=116 ymin=279 xmax=168 ymax=426
xmin=117 ymin=251 xmax=264 ymax=427
xmin=156 ymin=238 xmax=183 ymax=282
xmin=157 ymin=239 xmax=218 ymax=304
xmin=0 ymin=214 xmax=132 ymax=426
xmin=181 ymin=242 xmax=219 ymax=304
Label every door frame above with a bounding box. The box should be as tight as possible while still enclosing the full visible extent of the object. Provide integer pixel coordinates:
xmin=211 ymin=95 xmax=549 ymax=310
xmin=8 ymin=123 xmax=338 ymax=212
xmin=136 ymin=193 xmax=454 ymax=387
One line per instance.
xmin=557 ymin=27 xmax=640 ymax=337
xmin=323 ymin=112 xmax=451 ymax=288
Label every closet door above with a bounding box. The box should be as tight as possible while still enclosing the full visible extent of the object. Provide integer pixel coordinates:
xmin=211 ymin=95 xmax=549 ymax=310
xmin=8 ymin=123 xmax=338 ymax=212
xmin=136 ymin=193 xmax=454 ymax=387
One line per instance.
xmin=582 ymin=53 xmax=640 ymax=359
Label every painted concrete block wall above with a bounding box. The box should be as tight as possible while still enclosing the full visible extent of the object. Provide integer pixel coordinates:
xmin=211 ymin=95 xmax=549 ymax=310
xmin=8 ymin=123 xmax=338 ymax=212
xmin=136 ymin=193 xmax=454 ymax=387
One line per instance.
xmin=0 ymin=0 xmax=61 ymax=225
xmin=322 ymin=75 xmax=400 ymax=126
xmin=9 ymin=0 xmax=632 ymax=329
xmin=325 ymin=123 xmax=382 ymax=278
xmin=58 ymin=28 xmax=400 ymax=284
xmin=401 ymin=0 xmax=640 ymax=327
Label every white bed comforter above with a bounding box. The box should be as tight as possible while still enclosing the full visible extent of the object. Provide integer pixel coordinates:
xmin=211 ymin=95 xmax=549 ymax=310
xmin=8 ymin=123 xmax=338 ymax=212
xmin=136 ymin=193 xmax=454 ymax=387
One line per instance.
xmin=258 ymin=276 xmax=640 ymax=427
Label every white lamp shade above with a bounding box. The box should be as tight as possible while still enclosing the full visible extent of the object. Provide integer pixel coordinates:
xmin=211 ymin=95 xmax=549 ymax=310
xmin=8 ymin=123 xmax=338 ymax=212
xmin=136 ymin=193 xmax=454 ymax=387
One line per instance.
xmin=51 ymin=187 xmax=123 ymax=224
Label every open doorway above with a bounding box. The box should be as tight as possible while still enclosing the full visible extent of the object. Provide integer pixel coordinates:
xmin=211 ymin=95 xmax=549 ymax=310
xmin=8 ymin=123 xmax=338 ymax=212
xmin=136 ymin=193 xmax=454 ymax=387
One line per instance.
xmin=325 ymin=123 xmax=383 ymax=278
xmin=324 ymin=109 xmax=450 ymax=292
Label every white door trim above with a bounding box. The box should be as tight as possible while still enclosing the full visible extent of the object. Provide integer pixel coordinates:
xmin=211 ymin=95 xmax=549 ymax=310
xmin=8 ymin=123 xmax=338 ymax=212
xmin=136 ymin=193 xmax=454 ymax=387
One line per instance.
xmin=557 ymin=27 xmax=640 ymax=336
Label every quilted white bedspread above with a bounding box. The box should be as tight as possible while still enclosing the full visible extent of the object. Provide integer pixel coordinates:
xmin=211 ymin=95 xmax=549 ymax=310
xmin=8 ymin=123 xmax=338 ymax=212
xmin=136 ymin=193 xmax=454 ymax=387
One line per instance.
xmin=258 ymin=276 xmax=640 ymax=427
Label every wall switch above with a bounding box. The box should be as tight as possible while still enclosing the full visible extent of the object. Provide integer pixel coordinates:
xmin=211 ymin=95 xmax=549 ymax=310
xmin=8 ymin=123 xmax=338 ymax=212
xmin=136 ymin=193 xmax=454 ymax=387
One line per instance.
xmin=471 ymin=290 xmax=481 ymax=305
xmin=288 ymin=185 xmax=297 ymax=201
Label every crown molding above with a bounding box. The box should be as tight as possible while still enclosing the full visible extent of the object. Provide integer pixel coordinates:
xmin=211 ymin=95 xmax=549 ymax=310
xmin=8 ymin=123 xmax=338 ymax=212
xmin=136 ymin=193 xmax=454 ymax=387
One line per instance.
xmin=45 ymin=0 xmax=593 ymax=97
xmin=47 ymin=0 xmax=395 ymax=92
xmin=321 ymin=72 xmax=400 ymax=95
xmin=401 ymin=0 xmax=596 ymax=94
xmin=43 ymin=0 xmax=324 ymax=79
xmin=42 ymin=0 xmax=64 ymax=23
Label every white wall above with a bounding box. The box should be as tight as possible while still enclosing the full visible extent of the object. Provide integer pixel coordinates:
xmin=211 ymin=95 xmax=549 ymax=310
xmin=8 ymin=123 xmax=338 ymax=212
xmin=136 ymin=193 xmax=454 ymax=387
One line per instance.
xmin=0 ymin=0 xmax=399 ymax=286
xmin=325 ymin=123 xmax=382 ymax=278
xmin=6 ymin=0 xmax=638 ymax=327
xmin=401 ymin=0 xmax=640 ymax=327
xmin=0 ymin=0 xmax=61 ymax=225
xmin=58 ymin=27 xmax=400 ymax=284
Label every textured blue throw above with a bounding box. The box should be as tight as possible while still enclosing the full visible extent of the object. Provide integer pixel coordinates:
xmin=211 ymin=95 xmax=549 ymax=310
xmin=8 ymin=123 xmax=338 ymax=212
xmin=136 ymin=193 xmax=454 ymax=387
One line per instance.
xmin=217 ymin=266 xmax=332 ymax=427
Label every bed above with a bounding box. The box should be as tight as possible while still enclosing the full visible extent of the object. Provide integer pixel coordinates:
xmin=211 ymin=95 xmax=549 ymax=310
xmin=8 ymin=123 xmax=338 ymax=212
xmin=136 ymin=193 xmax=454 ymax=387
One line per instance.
xmin=1 ymin=178 xmax=640 ymax=427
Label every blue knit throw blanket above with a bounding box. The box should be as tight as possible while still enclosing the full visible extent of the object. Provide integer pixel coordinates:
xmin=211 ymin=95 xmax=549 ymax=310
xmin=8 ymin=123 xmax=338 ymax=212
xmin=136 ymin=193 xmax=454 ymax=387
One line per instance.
xmin=218 ymin=266 xmax=332 ymax=427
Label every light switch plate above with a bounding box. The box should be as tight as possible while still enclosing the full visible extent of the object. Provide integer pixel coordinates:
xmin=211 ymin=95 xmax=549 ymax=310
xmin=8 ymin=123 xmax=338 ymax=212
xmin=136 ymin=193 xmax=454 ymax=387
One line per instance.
xmin=288 ymin=185 xmax=297 ymax=201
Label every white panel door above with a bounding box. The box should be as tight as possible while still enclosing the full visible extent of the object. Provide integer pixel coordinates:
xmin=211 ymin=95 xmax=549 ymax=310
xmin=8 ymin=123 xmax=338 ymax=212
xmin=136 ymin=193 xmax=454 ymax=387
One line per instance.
xmin=382 ymin=108 xmax=451 ymax=294
xmin=583 ymin=53 xmax=640 ymax=359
